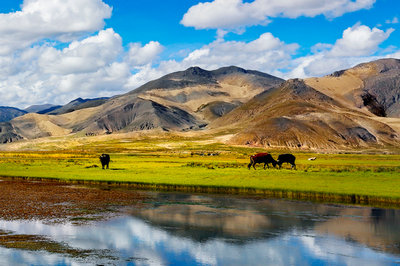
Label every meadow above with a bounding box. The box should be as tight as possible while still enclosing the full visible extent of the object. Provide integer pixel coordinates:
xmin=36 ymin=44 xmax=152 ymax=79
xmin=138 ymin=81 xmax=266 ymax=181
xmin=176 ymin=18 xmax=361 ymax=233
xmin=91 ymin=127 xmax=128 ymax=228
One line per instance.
xmin=1 ymin=134 xmax=400 ymax=206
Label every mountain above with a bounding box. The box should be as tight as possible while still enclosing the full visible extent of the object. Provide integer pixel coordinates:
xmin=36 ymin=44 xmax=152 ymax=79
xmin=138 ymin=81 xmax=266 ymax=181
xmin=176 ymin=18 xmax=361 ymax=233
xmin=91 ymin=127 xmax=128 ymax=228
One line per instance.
xmin=305 ymin=58 xmax=400 ymax=118
xmin=211 ymin=59 xmax=400 ymax=149
xmin=2 ymin=60 xmax=400 ymax=150
xmin=211 ymin=78 xmax=399 ymax=149
xmin=0 ymin=122 xmax=23 ymax=143
xmin=0 ymin=66 xmax=283 ymax=142
xmin=60 ymin=66 xmax=284 ymax=134
xmin=24 ymin=104 xmax=60 ymax=114
xmin=0 ymin=107 xmax=27 ymax=122
xmin=45 ymin=97 xmax=110 ymax=115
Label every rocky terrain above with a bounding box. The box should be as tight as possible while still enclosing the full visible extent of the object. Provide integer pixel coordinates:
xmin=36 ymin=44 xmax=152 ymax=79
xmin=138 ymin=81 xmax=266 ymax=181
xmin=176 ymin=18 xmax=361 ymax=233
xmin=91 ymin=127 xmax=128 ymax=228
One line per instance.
xmin=1 ymin=59 xmax=400 ymax=150
xmin=0 ymin=107 xmax=27 ymax=122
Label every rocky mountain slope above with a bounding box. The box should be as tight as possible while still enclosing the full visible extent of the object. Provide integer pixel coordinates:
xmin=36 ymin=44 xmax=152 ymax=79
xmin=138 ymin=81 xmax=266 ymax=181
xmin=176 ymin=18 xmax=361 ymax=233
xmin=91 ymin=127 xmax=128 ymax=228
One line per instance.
xmin=0 ymin=107 xmax=27 ymax=122
xmin=1 ymin=59 xmax=400 ymax=150
xmin=24 ymin=104 xmax=60 ymax=114
xmin=0 ymin=66 xmax=283 ymax=143
xmin=45 ymin=97 xmax=110 ymax=115
xmin=211 ymin=79 xmax=399 ymax=149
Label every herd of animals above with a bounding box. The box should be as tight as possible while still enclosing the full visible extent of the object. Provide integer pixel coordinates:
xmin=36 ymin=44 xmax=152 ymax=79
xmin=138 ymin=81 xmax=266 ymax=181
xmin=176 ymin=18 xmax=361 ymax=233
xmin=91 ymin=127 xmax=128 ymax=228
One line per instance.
xmin=99 ymin=152 xmax=301 ymax=170
xmin=248 ymin=153 xmax=296 ymax=170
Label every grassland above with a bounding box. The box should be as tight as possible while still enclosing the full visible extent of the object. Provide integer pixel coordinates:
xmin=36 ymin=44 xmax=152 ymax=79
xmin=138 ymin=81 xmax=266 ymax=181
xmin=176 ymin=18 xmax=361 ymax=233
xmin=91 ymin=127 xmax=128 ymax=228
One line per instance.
xmin=0 ymin=134 xmax=400 ymax=207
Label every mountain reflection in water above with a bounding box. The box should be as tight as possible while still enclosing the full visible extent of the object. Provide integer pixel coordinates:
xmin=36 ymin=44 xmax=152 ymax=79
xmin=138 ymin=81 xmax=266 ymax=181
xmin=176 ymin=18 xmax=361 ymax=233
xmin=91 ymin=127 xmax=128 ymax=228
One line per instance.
xmin=0 ymin=191 xmax=399 ymax=265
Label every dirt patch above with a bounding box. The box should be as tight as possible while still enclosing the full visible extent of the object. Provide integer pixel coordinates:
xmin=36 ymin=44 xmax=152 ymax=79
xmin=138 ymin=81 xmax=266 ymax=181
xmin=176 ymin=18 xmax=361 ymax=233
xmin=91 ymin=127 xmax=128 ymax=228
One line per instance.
xmin=0 ymin=178 xmax=148 ymax=223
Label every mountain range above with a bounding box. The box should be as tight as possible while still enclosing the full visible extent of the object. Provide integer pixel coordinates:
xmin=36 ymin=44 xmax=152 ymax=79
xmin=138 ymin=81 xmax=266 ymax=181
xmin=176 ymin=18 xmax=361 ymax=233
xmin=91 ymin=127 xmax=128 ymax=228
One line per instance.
xmin=1 ymin=59 xmax=400 ymax=150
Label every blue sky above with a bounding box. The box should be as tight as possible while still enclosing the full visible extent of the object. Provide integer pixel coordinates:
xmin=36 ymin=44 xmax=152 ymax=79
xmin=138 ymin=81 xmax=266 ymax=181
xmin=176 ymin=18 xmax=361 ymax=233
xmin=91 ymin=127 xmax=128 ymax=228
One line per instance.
xmin=0 ymin=0 xmax=399 ymax=108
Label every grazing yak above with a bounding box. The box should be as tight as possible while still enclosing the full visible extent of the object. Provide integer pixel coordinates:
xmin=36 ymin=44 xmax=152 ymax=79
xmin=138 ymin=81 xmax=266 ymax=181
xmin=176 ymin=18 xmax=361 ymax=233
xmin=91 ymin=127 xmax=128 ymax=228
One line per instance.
xmin=248 ymin=153 xmax=277 ymax=170
xmin=277 ymin=154 xmax=296 ymax=169
xmin=99 ymin=154 xmax=110 ymax=169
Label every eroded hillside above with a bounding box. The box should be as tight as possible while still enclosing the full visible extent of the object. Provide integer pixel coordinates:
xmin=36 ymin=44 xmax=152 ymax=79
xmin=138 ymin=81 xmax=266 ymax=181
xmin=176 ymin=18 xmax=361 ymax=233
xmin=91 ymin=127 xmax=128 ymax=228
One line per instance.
xmin=1 ymin=59 xmax=400 ymax=151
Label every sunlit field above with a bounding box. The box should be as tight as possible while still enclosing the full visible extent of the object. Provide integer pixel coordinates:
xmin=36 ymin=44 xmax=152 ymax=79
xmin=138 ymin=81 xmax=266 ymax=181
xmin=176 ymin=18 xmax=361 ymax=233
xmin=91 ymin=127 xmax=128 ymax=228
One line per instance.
xmin=1 ymin=135 xmax=399 ymax=206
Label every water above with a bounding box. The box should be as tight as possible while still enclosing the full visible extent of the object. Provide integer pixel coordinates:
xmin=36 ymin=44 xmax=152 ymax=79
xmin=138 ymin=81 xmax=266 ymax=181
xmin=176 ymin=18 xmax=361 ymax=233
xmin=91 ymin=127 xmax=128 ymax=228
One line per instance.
xmin=0 ymin=191 xmax=399 ymax=265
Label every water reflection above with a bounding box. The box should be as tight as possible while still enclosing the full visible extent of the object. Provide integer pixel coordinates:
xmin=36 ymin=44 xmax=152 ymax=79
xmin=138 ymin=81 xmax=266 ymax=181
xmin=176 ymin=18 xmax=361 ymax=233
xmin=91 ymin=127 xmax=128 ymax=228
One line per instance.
xmin=0 ymin=192 xmax=399 ymax=265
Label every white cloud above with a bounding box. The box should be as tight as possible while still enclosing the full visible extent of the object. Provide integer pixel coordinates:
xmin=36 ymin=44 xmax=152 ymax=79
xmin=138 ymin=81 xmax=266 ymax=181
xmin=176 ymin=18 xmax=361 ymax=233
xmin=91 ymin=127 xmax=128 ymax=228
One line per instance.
xmin=286 ymin=24 xmax=396 ymax=78
xmin=0 ymin=1 xmax=398 ymax=110
xmin=179 ymin=32 xmax=298 ymax=74
xmin=0 ymin=0 xmax=112 ymax=55
xmin=0 ymin=28 xmax=161 ymax=108
xmin=4 ymin=21 xmax=397 ymax=108
xmin=38 ymin=28 xmax=123 ymax=75
xmin=125 ymin=32 xmax=299 ymax=89
xmin=329 ymin=23 xmax=394 ymax=57
xmin=126 ymin=41 xmax=164 ymax=67
xmin=181 ymin=0 xmax=376 ymax=30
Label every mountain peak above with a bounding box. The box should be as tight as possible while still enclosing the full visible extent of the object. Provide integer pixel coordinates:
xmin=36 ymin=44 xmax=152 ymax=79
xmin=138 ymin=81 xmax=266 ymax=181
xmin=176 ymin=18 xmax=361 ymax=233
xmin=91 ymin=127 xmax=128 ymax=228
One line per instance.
xmin=181 ymin=66 xmax=213 ymax=79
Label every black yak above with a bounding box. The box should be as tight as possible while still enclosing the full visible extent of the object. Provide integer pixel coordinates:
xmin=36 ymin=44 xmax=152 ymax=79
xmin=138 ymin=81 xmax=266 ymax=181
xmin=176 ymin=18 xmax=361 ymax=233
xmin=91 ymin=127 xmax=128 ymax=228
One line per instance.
xmin=248 ymin=153 xmax=277 ymax=170
xmin=277 ymin=154 xmax=296 ymax=169
xmin=99 ymin=154 xmax=110 ymax=169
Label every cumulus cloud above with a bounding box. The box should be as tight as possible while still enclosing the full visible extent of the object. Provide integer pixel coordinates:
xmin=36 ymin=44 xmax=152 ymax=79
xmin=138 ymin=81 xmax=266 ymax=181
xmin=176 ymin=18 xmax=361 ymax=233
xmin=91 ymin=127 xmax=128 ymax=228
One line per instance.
xmin=126 ymin=41 xmax=164 ymax=67
xmin=0 ymin=1 xmax=398 ymax=109
xmin=0 ymin=0 xmax=112 ymax=55
xmin=286 ymin=24 xmax=395 ymax=78
xmin=0 ymin=28 xmax=160 ymax=108
xmin=0 ymin=0 xmax=167 ymax=108
xmin=173 ymin=32 xmax=298 ymax=75
xmin=38 ymin=29 xmax=123 ymax=75
xmin=124 ymin=32 xmax=299 ymax=89
xmin=181 ymin=0 xmax=376 ymax=30
xmin=329 ymin=23 xmax=394 ymax=57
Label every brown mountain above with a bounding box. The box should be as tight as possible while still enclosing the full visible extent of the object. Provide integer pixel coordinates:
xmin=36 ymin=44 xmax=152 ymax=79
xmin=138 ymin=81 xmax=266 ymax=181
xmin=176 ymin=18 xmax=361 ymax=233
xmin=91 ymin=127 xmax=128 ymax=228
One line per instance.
xmin=212 ymin=59 xmax=400 ymax=150
xmin=0 ymin=66 xmax=283 ymax=142
xmin=2 ymin=59 xmax=400 ymax=150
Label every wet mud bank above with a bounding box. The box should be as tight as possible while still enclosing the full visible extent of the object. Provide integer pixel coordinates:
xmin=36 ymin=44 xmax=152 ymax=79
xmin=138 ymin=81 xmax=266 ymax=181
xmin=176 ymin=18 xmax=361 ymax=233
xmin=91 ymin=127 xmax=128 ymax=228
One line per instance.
xmin=2 ymin=176 xmax=400 ymax=209
xmin=0 ymin=177 xmax=148 ymax=223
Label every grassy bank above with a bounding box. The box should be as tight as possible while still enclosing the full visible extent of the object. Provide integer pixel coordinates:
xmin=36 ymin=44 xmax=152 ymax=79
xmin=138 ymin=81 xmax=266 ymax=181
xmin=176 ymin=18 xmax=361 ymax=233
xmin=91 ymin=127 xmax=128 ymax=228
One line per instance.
xmin=0 ymin=136 xmax=400 ymax=207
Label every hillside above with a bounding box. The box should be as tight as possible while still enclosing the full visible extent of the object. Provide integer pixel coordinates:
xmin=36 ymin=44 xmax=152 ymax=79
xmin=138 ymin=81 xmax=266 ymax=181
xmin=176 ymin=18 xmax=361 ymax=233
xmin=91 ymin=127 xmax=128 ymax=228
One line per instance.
xmin=24 ymin=104 xmax=60 ymax=114
xmin=306 ymin=58 xmax=400 ymax=118
xmin=1 ymin=59 xmax=400 ymax=150
xmin=0 ymin=107 xmax=27 ymax=122
xmin=212 ymin=59 xmax=400 ymax=150
xmin=45 ymin=97 xmax=110 ymax=115
xmin=0 ymin=66 xmax=283 ymax=142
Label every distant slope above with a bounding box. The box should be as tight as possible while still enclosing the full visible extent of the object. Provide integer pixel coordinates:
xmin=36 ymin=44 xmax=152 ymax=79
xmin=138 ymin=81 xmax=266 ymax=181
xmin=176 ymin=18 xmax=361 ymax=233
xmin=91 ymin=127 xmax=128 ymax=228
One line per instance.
xmin=1 ymin=66 xmax=283 ymax=139
xmin=306 ymin=58 xmax=400 ymax=118
xmin=0 ymin=107 xmax=27 ymax=122
xmin=24 ymin=104 xmax=60 ymax=114
xmin=0 ymin=122 xmax=23 ymax=143
xmin=2 ymin=60 xmax=400 ymax=150
xmin=212 ymin=79 xmax=399 ymax=149
xmin=46 ymin=97 xmax=109 ymax=115
xmin=63 ymin=66 xmax=284 ymax=134
xmin=131 ymin=66 xmax=284 ymax=122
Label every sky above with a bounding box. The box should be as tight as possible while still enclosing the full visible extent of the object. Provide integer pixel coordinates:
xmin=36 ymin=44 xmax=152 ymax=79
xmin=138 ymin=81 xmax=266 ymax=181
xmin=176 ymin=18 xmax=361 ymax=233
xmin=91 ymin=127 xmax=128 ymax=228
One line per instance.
xmin=0 ymin=0 xmax=399 ymax=108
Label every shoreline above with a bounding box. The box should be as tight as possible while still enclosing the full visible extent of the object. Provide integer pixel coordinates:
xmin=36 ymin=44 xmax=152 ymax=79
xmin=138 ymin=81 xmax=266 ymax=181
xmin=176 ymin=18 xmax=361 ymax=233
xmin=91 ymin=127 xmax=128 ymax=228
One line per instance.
xmin=3 ymin=176 xmax=400 ymax=209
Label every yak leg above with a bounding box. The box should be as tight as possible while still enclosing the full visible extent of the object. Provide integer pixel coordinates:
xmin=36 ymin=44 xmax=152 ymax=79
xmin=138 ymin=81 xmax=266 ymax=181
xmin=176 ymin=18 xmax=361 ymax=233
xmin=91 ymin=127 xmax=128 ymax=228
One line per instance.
xmin=248 ymin=158 xmax=254 ymax=170
xmin=251 ymin=158 xmax=256 ymax=170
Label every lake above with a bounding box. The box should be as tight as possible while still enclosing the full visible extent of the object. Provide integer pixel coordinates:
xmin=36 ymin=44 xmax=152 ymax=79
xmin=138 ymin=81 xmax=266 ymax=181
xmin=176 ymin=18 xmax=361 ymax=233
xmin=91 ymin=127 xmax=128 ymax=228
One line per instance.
xmin=0 ymin=179 xmax=399 ymax=265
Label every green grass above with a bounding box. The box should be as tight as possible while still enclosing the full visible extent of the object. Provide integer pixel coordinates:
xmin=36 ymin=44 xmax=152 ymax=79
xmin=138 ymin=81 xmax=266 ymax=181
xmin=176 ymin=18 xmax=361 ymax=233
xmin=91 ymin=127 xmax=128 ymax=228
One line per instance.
xmin=1 ymin=142 xmax=400 ymax=206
